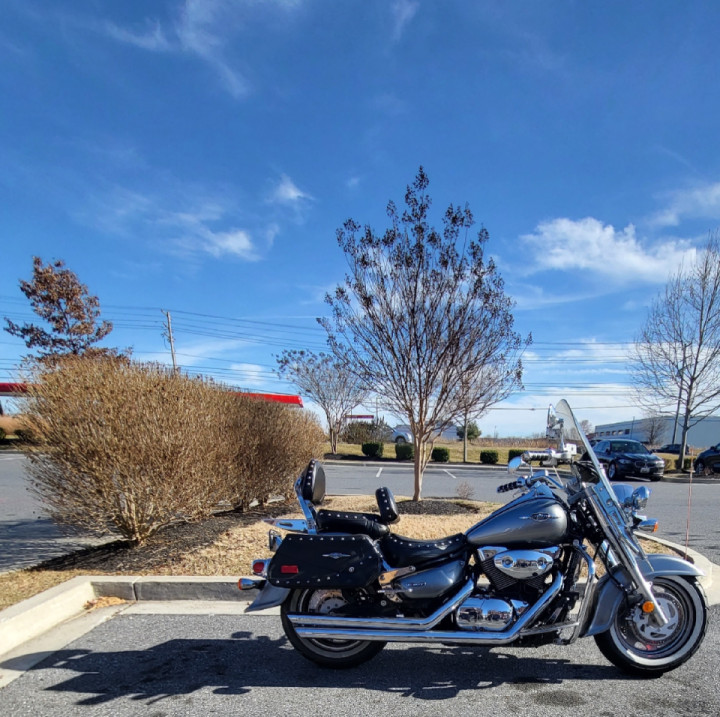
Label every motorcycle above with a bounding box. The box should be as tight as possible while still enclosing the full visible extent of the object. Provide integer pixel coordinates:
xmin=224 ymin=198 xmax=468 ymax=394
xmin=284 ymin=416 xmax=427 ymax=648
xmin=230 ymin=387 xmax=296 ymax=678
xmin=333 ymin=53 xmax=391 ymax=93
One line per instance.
xmin=239 ymin=399 xmax=708 ymax=676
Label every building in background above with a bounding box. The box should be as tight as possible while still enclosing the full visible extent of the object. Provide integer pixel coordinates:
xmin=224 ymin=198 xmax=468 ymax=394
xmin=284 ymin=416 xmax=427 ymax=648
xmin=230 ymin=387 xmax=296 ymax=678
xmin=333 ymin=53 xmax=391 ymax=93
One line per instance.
xmin=594 ymin=416 xmax=720 ymax=449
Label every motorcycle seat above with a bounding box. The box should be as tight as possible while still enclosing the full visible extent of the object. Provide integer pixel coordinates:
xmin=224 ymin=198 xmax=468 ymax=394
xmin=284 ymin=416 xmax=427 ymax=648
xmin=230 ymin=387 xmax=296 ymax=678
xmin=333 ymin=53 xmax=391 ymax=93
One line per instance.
xmin=316 ymin=510 xmax=390 ymax=540
xmin=379 ymin=532 xmax=467 ymax=568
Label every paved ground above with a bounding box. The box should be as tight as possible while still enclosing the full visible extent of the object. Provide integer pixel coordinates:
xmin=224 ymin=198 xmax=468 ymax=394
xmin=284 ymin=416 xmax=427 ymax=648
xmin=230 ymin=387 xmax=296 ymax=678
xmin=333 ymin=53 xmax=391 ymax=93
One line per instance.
xmin=0 ymin=602 xmax=718 ymax=716
xmin=0 ymin=454 xmax=111 ymax=573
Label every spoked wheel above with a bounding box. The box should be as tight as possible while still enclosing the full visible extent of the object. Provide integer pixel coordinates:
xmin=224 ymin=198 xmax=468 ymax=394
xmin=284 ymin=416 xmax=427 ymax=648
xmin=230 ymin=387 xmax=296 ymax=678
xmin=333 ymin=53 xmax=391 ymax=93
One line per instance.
xmin=281 ymin=588 xmax=386 ymax=668
xmin=595 ymin=576 xmax=707 ymax=676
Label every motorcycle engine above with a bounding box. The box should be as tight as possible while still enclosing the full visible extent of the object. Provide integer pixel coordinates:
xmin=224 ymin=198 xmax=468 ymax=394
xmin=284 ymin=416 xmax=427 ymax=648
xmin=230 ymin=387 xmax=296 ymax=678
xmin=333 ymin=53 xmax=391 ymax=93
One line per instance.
xmin=455 ymin=596 xmax=529 ymax=631
xmin=477 ymin=546 xmax=560 ymax=592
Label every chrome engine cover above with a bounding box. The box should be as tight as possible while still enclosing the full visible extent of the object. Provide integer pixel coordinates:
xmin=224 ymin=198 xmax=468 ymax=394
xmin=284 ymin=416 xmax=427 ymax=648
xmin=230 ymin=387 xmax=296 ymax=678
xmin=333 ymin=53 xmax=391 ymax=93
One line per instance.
xmin=479 ymin=546 xmax=560 ymax=581
xmin=455 ymin=596 xmax=529 ymax=631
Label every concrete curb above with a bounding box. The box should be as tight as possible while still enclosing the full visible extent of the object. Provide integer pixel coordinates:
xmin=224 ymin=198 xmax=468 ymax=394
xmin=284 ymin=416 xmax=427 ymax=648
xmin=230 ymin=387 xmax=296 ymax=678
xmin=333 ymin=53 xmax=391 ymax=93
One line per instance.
xmin=0 ymin=576 xmax=245 ymax=659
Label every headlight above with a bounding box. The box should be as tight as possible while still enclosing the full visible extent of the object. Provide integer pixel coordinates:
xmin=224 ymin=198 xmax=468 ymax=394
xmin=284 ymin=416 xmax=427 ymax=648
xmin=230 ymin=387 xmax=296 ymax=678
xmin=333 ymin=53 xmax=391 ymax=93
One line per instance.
xmin=618 ymin=458 xmax=632 ymax=464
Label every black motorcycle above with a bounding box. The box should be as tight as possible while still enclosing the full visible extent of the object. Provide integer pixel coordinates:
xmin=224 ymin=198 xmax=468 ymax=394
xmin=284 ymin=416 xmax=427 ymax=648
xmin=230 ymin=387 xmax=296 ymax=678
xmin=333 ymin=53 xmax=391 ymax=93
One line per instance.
xmin=240 ymin=400 xmax=707 ymax=676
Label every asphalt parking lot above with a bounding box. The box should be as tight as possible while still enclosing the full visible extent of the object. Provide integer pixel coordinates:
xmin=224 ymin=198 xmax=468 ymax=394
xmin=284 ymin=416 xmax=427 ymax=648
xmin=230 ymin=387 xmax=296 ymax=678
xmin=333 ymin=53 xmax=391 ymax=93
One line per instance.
xmin=1 ymin=602 xmax=718 ymax=717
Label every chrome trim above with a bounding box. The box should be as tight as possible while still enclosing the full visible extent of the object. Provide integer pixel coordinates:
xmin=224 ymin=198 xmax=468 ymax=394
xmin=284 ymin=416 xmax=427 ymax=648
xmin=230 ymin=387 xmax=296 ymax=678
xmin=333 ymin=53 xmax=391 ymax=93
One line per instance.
xmin=562 ymin=543 xmax=597 ymax=643
xmin=292 ymin=572 xmax=563 ymax=645
xmin=264 ymin=518 xmax=309 ymax=533
xmin=288 ymin=579 xmax=475 ymax=631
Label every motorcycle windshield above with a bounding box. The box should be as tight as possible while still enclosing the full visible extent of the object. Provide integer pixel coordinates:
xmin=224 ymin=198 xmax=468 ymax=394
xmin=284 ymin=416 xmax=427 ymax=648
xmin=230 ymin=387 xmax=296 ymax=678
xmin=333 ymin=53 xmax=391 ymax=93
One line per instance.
xmin=551 ymin=399 xmax=643 ymax=548
xmin=550 ymin=399 xmax=605 ymax=484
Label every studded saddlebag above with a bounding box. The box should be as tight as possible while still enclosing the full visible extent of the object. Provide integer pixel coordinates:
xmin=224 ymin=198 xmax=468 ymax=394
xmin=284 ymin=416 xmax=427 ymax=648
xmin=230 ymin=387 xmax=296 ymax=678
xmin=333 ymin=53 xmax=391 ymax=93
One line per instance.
xmin=267 ymin=533 xmax=383 ymax=588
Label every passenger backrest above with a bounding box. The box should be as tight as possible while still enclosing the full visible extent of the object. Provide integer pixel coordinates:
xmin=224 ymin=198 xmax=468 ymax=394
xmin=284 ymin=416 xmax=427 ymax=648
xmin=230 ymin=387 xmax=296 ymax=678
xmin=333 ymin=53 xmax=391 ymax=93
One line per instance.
xmin=375 ymin=486 xmax=399 ymax=524
xmin=301 ymin=459 xmax=326 ymax=505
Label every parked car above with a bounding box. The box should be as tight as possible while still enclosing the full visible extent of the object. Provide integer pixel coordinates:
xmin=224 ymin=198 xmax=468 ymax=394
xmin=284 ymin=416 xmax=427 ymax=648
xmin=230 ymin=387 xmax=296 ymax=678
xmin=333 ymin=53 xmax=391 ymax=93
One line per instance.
xmin=694 ymin=443 xmax=720 ymax=476
xmin=592 ymin=439 xmax=665 ymax=481
xmin=657 ymin=443 xmax=689 ymax=455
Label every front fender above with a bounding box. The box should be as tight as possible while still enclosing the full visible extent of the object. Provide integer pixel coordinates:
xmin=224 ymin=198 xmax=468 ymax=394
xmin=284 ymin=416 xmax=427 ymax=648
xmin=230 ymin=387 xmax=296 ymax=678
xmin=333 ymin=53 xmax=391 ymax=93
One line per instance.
xmin=582 ymin=553 xmax=703 ymax=637
xmin=245 ymin=582 xmax=291 ymax=613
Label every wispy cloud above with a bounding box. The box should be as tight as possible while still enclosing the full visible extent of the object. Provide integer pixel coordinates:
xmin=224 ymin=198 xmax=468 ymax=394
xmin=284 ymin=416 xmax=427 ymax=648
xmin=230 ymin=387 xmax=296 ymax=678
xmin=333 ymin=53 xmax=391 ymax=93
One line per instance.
xmin=520 ymin=217 xmax=696 ymax=283
xmin=269 ymin=173 xmax=313 ymax=206
xmin=391 ymin=0 xmax=419 ymax=41
xmin=104 ymin=20 xmax=173 ymax=52
xmin=102 ymin=0 xmax=303 ymax=99
xmin=650 ymin=181 xmax=720 ymax=228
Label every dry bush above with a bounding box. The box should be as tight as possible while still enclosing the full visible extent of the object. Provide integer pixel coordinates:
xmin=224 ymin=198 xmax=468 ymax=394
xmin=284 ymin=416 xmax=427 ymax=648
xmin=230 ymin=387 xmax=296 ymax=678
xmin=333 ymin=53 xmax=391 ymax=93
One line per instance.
xmin=20 ymin=357 xmax=324 ymax=544
xmin=215 ymin=392 xmax=325 ymax=509
xmin=455 ymin=480 xmax=476 ymax=501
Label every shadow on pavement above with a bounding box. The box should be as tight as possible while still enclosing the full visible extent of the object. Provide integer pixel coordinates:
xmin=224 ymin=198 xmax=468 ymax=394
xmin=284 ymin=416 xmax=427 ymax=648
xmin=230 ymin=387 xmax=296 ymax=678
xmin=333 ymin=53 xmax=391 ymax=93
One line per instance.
xmin=2 ymin=629 xmax=631 ymax=706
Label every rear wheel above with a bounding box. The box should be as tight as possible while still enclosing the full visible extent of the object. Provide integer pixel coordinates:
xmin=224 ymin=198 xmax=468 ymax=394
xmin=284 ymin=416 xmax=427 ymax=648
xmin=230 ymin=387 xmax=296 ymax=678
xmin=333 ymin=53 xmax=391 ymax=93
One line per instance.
xmin=595 ymin=576 xmax=707 ymax=676
xmin=281 ymin=588 xmax=386 ymax=668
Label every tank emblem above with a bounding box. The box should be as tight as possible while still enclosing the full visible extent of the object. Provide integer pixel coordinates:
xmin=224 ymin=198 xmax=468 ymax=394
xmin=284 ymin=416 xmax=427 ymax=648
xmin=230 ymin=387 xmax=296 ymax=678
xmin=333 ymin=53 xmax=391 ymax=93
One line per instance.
xmin=520 ymin=512 xmax=558 ymax=522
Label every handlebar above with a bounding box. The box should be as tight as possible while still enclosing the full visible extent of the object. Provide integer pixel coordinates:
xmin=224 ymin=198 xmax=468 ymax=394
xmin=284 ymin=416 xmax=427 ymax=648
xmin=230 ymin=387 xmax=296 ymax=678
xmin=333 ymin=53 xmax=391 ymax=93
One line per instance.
xmin=522 ymin=450 xmax=552 ymax=462
xmin=497 ymin=480 xmax=521 ymax=493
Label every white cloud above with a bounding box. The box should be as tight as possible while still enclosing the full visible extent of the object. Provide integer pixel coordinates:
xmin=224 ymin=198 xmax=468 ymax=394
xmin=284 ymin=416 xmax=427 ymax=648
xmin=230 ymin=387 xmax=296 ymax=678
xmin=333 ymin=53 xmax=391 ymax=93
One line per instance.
xmin=391 ymin=0 xmax=419 ymax=41
xmin=202 ymin=228 xmax=258 ymax=260
xmin=651 ymin=182 xmax=720 ymax=227
xmin=269 ymin=174 xmax=313 ymax=206
xmin=520 ymin=217 xmax=696 ymax=283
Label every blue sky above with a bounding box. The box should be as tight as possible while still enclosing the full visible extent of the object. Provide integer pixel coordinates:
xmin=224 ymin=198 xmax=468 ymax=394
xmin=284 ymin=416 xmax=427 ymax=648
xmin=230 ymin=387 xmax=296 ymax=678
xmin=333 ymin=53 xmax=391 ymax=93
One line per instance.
xmin=2 ymin=0 xmax=720 ymax=436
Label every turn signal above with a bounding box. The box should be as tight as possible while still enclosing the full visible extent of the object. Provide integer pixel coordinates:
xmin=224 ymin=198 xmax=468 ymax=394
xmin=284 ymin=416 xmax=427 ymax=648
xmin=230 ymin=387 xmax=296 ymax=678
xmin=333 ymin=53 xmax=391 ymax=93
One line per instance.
xmin=642 ymin=601 xmax=655 ymax=614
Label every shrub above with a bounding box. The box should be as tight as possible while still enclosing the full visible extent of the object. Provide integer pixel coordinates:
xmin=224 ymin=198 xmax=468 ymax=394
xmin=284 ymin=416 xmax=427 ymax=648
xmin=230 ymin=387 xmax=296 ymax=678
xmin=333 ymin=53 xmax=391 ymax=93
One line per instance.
xmin=508 ymin=449 xmax=526 ymax=461
xmin=14 ymin=428 xmax=38 ymax=444
xmin=676 ymin=457 xmax=692 ymax=471
xmin=0 ymin=426 xmax=5 ymax=442
xmin=431 ymin=447 xmax=450 ymax=462
xmin=395 ymin=442 xmax=414 ymax=460
xmin=361 ymin=441 xmax=384 ymax=458
xmin=342 ymin=418 xmax=393 ymax=444
xmin=455 ymin=480 xmax=475 ymax=500
xmin=19 ymin=356 xmax=325 ymax=544
xmin=480 ymin=450 xmax=499 ymax=465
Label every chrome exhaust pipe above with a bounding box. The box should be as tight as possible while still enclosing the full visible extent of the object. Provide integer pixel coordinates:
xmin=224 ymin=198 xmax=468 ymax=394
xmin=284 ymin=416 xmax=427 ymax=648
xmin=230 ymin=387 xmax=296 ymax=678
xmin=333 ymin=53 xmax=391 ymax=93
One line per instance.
xmin=287 ymin=579 xmax=475 ymax=632
xmin=294 ymin=572 xmax=563 ymax=645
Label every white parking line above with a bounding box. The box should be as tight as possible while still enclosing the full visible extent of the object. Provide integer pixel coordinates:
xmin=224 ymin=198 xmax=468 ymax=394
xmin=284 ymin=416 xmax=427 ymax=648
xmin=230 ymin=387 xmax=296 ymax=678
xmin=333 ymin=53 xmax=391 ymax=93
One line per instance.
xmin=443 ymin=469 xmax=457 ymax=480
xmin=376 ymin=467 xmax=383 ymax=479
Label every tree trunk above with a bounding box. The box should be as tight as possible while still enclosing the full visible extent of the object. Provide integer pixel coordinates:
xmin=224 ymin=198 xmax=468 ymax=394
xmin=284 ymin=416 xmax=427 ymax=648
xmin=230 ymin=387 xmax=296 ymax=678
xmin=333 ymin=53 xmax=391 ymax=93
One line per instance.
xmin=329 ymin=427 xmax=338 ymax=455
xmin=412 ymin=439 xmax=424 ymax=501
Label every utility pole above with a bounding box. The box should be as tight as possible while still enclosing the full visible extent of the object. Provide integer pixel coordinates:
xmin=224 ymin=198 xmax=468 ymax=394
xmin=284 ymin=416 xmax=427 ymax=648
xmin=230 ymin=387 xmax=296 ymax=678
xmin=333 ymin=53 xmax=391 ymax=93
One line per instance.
xmin=161 ymin=310 xmax=178 ymax=372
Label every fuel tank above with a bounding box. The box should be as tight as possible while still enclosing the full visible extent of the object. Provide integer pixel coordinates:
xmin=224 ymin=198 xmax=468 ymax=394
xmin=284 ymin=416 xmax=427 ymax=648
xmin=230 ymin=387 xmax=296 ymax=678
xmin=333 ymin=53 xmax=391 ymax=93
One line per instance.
xmin=466 ymin=494 xmax=569 ymax=547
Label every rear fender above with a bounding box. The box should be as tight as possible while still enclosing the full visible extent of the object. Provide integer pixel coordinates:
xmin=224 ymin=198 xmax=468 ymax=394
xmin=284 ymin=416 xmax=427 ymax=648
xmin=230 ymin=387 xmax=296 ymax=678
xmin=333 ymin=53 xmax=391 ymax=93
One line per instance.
xmin=582 ymin=553 xmax=703 ymax=637
xmin=245 ymin=582 xmax=291 ymax=613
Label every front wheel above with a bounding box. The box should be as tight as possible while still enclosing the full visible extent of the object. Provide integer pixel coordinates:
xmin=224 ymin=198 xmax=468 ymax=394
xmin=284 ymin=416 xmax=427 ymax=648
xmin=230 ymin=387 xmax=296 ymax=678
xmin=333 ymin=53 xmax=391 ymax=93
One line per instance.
xmin=607 ymin=462 xmax=618 ymax=480
xmin=281 ymin=588 xmax=386 ymax=668
xmin=595 ymin=576 xmax=707 ymax=676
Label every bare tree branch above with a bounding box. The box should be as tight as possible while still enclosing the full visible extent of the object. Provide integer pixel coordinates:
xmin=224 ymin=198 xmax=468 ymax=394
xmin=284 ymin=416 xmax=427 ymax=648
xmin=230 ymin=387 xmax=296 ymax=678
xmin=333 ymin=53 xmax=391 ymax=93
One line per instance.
xmin=631 ymin=232 xmax=720 ymax=461
xmin=320 ymin=168 xmax=530 ymax=499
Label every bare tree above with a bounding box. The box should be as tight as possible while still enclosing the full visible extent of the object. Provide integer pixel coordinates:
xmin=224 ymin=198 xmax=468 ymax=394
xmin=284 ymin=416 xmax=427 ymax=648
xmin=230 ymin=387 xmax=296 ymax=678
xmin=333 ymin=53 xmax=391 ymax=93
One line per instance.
xmin=4 ymin=256 xmax=121 ymax=360
xmin=579 ymin=419 xmax=594 ymax=436
xmin=631 ymin=234 xmax=720 ymax=466
xmin=643 ymin=413 xmax=666 ymax=446
xmin=276 ymin=350 xmax=367 ymax=454
xmin=321 ymin=168 xmax=529 ymax=500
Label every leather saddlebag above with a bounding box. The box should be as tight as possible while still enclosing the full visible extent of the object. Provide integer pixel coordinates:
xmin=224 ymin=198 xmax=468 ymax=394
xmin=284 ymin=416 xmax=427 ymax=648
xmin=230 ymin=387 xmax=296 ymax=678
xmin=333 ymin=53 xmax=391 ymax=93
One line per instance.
xmin=267 ymin=533 xmax=383 ymax=588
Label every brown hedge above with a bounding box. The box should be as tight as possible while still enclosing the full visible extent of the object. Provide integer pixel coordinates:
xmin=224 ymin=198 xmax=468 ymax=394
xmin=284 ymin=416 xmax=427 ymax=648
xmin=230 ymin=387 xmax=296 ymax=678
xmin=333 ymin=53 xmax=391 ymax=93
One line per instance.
xmin=19 ymin=357 xmax=324 ymax=544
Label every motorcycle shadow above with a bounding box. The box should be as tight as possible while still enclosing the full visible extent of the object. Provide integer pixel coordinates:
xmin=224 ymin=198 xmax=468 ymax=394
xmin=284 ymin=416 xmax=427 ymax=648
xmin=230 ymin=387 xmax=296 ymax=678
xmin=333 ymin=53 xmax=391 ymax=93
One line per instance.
xmin=2 ymin=628 xmax=634 ymax=706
